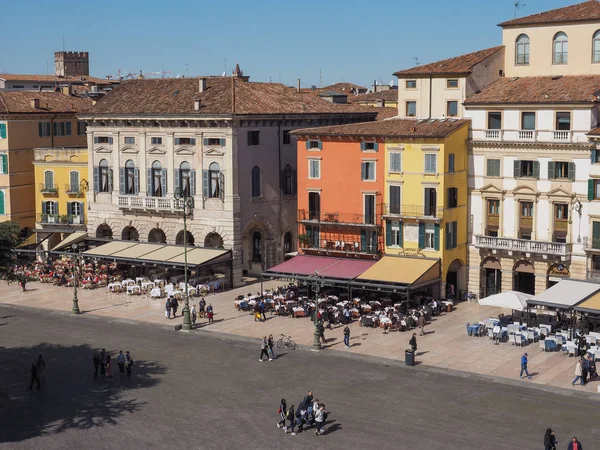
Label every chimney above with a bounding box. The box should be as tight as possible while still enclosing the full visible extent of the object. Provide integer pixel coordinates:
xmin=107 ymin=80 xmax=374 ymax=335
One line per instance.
xmin=297 ymin=79 xmax=301 ymax=93
xmin=199 ymin=77 xmax=207 ymax=93
xmin=61 ymin=85 xmax=72 ymax=96
xmin=373 ymin=80 xmax=377 ymax=93
xmin=194 ymin=99 xmax=201 ymax=110
xmin=31 ymin=98 xmax=40 ymax=109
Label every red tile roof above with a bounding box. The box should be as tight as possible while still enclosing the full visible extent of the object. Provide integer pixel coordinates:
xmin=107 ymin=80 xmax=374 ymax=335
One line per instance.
xmin=499 ymin=0 xmax=600 ymax=27
xmin=321 ymin=82 xmax=367 ymax=93
xmin=0 ymin=91 xmax=93 ymax=114
xmin=394 ymin=46 xmax=504 ymax=77
xmin=87 ymin=77 xmax=379 ymax=117
xmin=374 ymin=107 xmax=398 ymax=121
xmin=291 ymin=118 xmax=469 ymax=139
xmin=464 ymin=75 xmax=600 ymax=105
xmin=354 ymin=90 xmax=398 ymax=103
xmin=0 ymin=73 xmax=115 ymax=85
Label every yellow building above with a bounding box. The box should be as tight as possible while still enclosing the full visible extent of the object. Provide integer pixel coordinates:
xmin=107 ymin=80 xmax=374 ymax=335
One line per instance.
xmin=0 ymin=91 xmax=91 ymax=232
xmin=383 ymin=119 xmax=470 ymax=298
xmin=33 ymin=146 xmax=89 ymax=249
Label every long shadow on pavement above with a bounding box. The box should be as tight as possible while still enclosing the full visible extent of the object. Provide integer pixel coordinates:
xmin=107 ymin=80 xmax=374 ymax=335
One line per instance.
xmin=0 ymin=342 xmax=166 ymax=444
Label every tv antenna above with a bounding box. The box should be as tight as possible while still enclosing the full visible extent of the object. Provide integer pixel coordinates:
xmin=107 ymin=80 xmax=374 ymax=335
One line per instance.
xmin=514 ymin=1 xmax=525 ymax=19
xmin=411 ymin=57 xmax=420 ymax=66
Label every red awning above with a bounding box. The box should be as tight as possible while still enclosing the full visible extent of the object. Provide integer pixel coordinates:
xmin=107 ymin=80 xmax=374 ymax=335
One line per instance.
xmin=264 ymin=255 xmax=376 ymax=280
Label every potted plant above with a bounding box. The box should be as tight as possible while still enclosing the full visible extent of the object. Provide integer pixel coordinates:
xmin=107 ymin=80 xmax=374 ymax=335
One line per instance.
xmin=298 ymin=234 xmax=310 ymax=248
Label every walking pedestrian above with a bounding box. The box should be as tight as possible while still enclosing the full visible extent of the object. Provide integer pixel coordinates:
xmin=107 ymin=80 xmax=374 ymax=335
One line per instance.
xmin=259 ymin=336 xmax=271 ymax=361
xmin=117 ymin=350 xmax=125 ymax=376
xmin=409 ymin=333 xmax=417 ymax=352
xmin=28 ymin=362 xmax=40 ymax=390
xmin=93 ymin=351 xmax=100 ymax=379
xmin=567 ymin=437 xmax=582 ymax=450
xmin=544 ymin=428 xmax=557 ymax=450
xmin=520 ymin=352 xmax=532 ymax=379
xmin=343 ymin=325 xmax=350 ymax=348
xmin=165 ymin=298 xmax=172 ymax=319
xmin=105 ymin=354 xmax=113 ymax=380
xmin=199 ymin=298 xmax=206 ymax=318
xmin=314 ymin=404 xmax=326 ymax=436
xmin=171 ymin=296 xmax=179 ymax=318
xmin=582 ymin=354 xmax=590 ymax=383
xmin=572 ymin=358 xmax=585 ymax=386
xmin=283 ymin=404 xmax=296 ymax=435
xmin=259 ymin=300 xmax=266 ymax=321
xmin=100 ymin=348 xmax=106 ymax=378
xmin=417 ymin=314 xmax=426 ymax=336
xmin=317 ymin=321 xmax=325 ymax=344
xmin=268 ymin=334 xmax=276 ymax=360
xmin=36 ymin=354 xmax=46 ymax=380
xmin=277 ymin=398 xmax=287 ymax=429
xmin=191 ymin=304 xmax=197 ymax=327
xmin=20 ymin=277 xmax=27 ymax=292
xmin=207 ymin=303 xmax=214 ymax=323
xmin=125 ymin=351 xmax=134 ymax=376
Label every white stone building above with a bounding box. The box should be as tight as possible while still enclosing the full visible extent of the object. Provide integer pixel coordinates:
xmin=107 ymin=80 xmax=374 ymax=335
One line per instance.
xmin=79 ymin=70 xmax=377 ymax=285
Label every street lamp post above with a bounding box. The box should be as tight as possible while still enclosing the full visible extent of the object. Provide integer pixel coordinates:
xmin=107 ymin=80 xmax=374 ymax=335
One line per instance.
xmin=71 ymin=243 xmax=81 ymax=314
xmin=175 ymin=187 xmax=195 ymax=331
xmin=306 ymin=270 xmax=325 ymax=351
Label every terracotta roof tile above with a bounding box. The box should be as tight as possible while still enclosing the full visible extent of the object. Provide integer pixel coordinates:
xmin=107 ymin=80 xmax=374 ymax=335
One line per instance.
xmin=394 ymin=46 xmax=504 ymax=77
xmin=374 ymin=107 xmax=398 ymax=120
xmin=321 ymin=82 xmax=367 ymax=93
xmin=588 ymin=127 xmax=600 ymax=136
xmin=0 ymin=91 xmax=93 ymax=114
xmin=291 ymin=118 xmax=469 ymax=139
xmin=354 ymin=90 xmax=398 ymax=102
xmin=499 ymin=0 xmax=600 ymax=27
xmin=88 ymin=78 xmax=379 ymax=117
xmin=0 ymin=73 xmax=115 ymax=85
xmin=464 ymin=75 xmax=600 ymax=105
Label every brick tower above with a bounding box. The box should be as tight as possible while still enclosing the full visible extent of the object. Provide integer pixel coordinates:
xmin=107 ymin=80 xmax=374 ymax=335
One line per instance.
xmin=54 ymin=51 xmax=89 ymax=77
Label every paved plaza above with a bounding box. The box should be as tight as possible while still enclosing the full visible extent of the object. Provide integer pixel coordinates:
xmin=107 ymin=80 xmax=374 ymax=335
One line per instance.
xmin=0 ymin=280 xmax=598 ymax=395
xmin=1 ymin=305 xmax=600 ymax=449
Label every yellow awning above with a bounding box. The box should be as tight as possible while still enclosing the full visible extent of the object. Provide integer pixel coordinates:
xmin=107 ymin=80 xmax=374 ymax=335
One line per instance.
xmin=574 ymin=291 xmax=600 ymax=313
xmin=166 ymin=248 xmax=229 ymax=266
xmin=83 ymin=241 xmax=137 ymax=257
xmin=111 ymin=243 xmax=165 ymax=259
xmin=355 ymin=256 xmax=440 ymax=286
xmin=52 ymin=231 xmax=88 ymax=251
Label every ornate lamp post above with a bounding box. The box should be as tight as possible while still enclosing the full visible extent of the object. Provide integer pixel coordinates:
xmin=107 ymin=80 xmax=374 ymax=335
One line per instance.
xmin=174 ymin=187 xmax=195 ymax=331
xmin=306 ymin=270 xmax=325 ymax=351
xmin=71 ymin=243 xmax=81 ymax=314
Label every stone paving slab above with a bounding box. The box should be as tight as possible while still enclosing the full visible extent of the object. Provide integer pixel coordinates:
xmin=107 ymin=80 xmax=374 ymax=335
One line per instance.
xmin=0 ymin=279 xmax=597 ymax=395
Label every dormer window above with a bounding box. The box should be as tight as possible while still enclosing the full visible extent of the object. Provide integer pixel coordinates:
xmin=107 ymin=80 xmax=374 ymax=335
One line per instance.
xmin=306 ymin=140 xmax=322 ymax=150
xmin=516 ymin=34 xmax=530 ymax=65
xmin=553 ymin=32 xmax=568 ymax=64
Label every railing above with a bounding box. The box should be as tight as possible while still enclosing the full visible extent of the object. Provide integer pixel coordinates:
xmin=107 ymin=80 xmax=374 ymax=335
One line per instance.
xmin=472 ymin=129 xmax=580 ymax=143
xmin=39 ymin=214 xmax=85 ymax=225
xmin=299 ymin=238 xmax=379 ymax=255
xmin=382 ymin=204 xmax=444 ymax=220
xmin=553 ymin=130 xmax=571 ymax=142
xmin=518 ymin=130 xmax=535 ymax=141
xmin=588 ymin=269 xmax=600 ymax=280
xmin=65 ymin=184 xmax=80 ymax=194
xmin=475 ymin=235 xmax=571 ymax=256
xmin=40 ymin=183 xmax=58 ymax=194
xmin=485 ymin=129 xmax=502 ymax=140
xmin=297 ymin=209 xmax=379 ymax=226
xmin=117 ymin=195 xmax=185 ymax=212
xmin=583 ymin=236 xmax=600 ymax=251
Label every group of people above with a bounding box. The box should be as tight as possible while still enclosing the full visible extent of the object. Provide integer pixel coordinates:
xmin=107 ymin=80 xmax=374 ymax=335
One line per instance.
xmin=572 ymin=354 xmax=598 ymax=386
xmin=93 ymin=349 xmax=134 ymax=380
xmin=544 ymin=428 xmax=583 ymax=450
xmin=166 ymin=297 xmax=214 ymax=325
xmin=259 ymin=335 xmax=277 ymax=361
xmin=276 ymin=390 xmax=328 ymax=436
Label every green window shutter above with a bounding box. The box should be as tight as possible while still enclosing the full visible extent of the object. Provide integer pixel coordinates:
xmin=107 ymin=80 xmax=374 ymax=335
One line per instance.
xmin=589 ymin=179 xmax=596 ymax=201
xmin=0 ymin=123 xmax=6 ymax=139
xmin=373 ymin=143 xmax=379 ymax=152
xmin=398 ymin=222 xmax=403 ymax=247
xmin=174 ymin=169 xmax=180 ymax=191
xmin=220 ymin=138 xmax=226 ymax=146
xmin=360 ymin=229 xmax=367 ymax=251
xmin=203 ymin=138 xmax=209 ymax=146
xmin=0 ymin=190 xmax=4 ymax=215
xmin=418 ymin=223 xmax=425 ymax=249
xmin=317 ymin=140 xmax=322 ymax=150
xmin=119 ymin=168 xmax=125 ymax=194
xmin=360 ymin=142 xmax=366 ymax=151
xmin=593 ymin=222 xmax=600 ymax=249
xmin=134 ymin=168 xmax=139 ymax=194
xmin=1 ymin=154 xmax=6 ymax=174
xmin=305 ymin=141 xmax=310 ymax=150
xmin=65 ymin=122 xmax=72 ymax=136
xmin=548 ymin=162 xmax=555 ymax=179
xmin=434 ymin=223 xmax=440 ymax=251
xmin=190 ymin=170 xmax=196 ymax=195
xmin=568 ymin=162 xmax=575 ymax=181
xmin=93 ymin=167 xmax=99 ymax=192
xmin=385 ymin=221 xmax=392 ymax=246
xmin=513 ymin=160 xmax=521 ymax=178
xmin=533 ymin=161 xmax=540 ymax=179
xmin=42 ymin=201 xmax=47 ymax=215
xmin=592 ymin=149 xmax=597 ymax=164
xmin=161 ymin=169 xmax=167 ymax=197
xmin=202 ymin=170 xmax=209 ymax=197
xmin=361 ymin=163 xmax=366 ymax=180
xmin=38 ymin=122 xmax=43 ymax=137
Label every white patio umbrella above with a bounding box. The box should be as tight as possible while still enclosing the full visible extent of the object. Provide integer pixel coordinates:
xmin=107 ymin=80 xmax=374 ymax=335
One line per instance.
xmin=478 ymin=291 xmax=533 ymax=311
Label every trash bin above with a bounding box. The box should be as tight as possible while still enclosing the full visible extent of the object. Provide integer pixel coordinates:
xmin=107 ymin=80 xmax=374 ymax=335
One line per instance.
xmin=405 ymin=349 xmax=415 ymax=366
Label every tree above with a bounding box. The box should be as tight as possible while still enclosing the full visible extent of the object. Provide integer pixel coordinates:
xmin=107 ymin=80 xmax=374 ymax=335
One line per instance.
xmin=0 ymin=221 xmax=20 ymax=280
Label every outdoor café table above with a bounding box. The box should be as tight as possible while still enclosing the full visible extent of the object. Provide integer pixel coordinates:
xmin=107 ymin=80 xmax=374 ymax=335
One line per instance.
xmin=350 ymin=308 xmax=360 ymax=318
xmin=587 ymin=347 xmax=600 ymax=360
xmin=362 ymin=305 xmax=372 ymax=313
xmin=108 ymin=283 xmax=121 ymax=292
xmin=336 ymin=301 xmax=348 ymax=308
xmin=588 ymin=331 xmax=600 ymax=341
xmin=150 ymin=288 xmax=162 ymax=298
xmin=127 ymin=285 xmax=141 ymax=295
xmin=292 ymin=307 xmax=305 ymax=318
xmin=142 ymin=282 xmax=155 ymax=290
xmin=121 ymin=279 xmax=134 ymax=287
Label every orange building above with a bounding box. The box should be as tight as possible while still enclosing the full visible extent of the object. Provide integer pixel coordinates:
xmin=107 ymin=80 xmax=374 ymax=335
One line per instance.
xmin=293 ymin=133 xmax=385 ymax=257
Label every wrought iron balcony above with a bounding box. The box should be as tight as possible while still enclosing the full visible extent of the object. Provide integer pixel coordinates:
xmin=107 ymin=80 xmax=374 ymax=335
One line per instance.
xmin=117 ymin=195 xmax=186 ymax=212
xmin=583 ymin=237 xmax=600 ymax=252
xmin=40 ymin=183 xmax=58 ymax=194
xmin=475 ymin=235 xmax=571 ymax=257
xmin=299 ymin=238 xmax=379 ymax=255
xmin=297 ymin=209 xmax=379 ymax=227
xmin=38 ymin=214 xmax=85 ymax=225
xmin=65 ymin=183 xmax=82 ymax=195
xmin=382 ymin=204 xmax=444 ymax=220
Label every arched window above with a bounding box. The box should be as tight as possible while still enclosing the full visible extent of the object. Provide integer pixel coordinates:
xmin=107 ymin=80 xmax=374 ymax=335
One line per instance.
xmin=593 ymin=30 xmax=600 ymax=63
xmin=180 ymin=161 xmax=191 ymax=195
xmin=148 ymin=227 xmax=166 ymax=243
xmin=516 ymin=34 xmax=530 ymax=65
xmin=283 ymin=231 xmax=293 ymax=253
xmin=282 ymin=164 xmax=295 ymax=196
xmin=251 ymin=165 xmax=261 ymax=198
xmin=252 ymin=231 xmax=262 ymax=262
xmin=124 ymin=160 xmax=136 ymax=195
xmin=98 ymin=159 xmax=110 ymax=193
xmin=150 ymin=160 xmax=164 ymax=197
xmin=553 ymin=32 xmax=568 ymax=64
xmin=122 ymin=226 xmax=139 ymax=241
xmin=96 ymin=223 xmax=113 ymax=239
xmin=207 ymin=162 xmax=222 ymax=199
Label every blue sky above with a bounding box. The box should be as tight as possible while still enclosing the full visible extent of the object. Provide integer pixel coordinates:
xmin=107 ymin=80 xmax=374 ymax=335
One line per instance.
xmin=0 ymin=0 xmax=581 ymax=88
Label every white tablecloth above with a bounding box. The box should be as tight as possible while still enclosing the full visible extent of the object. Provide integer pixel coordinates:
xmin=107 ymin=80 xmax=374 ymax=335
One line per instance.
xmin=142 ymin=282 xmax=155 ymax=290
xmin=150 ymin=288 xmax=162 ymax=298
xmin=108 ymin=283 xmax=120 ymax=291
xmin=127 ymin=286 xmax=141 ymax=294
xmin=121 ymin=279 xmax=134 ymax=287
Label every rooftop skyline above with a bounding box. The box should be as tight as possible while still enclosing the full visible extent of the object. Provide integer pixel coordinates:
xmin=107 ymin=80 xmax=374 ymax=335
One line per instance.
xmin=0 ymin=0 xmax=582 ymax=88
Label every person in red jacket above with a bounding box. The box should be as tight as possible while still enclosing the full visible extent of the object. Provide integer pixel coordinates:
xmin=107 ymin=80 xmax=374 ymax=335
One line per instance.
xmin=567 ymin=436 xmax=583 ymax=450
